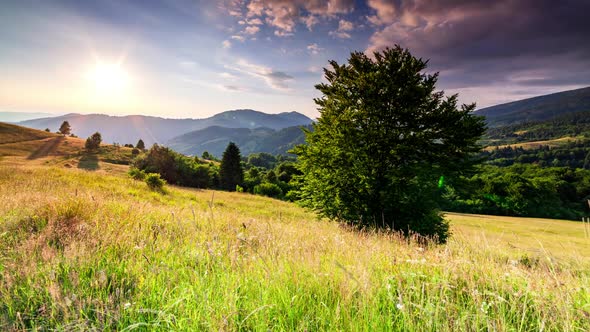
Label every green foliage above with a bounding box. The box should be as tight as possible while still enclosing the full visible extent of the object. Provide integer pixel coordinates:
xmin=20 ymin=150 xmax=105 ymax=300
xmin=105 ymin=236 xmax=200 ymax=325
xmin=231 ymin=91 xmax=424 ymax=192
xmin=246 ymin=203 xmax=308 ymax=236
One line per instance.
xmin=128 ymin=167 xmax=146 ymax=181
xmin=136 ymin=139 xmax=145 ymax=150
xmin=133 ymin=144 xmax=216 ymax=188
xmin=219 ymin=142 xmax=244 ymax=191
xmin=481 ymin=139 xmax=590 ymax=168
xmin=131 ymin=148 xmax=140 ymax=156
xmin=247 ymin=152 xmax=278 ymax=169
xmin=253 ymin=182 xmax=283 ymax=198
xmin=144 ymin=173 xmax=165 ymax=191
xmin=294 ymin=46 xmax=486 ymax=242
xmin=58 ymin=121 xmax=71 ymax=135
xmin=85 ymin=132 xmax=102 ymax=151
xmin=443 ymin=164 xmax=590 ymax=219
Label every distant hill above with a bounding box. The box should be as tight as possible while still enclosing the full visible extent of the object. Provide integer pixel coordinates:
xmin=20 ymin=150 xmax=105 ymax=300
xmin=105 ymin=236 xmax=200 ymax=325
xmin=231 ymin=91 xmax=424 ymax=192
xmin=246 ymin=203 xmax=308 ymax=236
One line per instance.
xmin=0 ymin=111 xmax=57 ymax=123
xmin=475 ymin=87 xmax=590 ymax=127
xmin=167 ymin=125 xmax=308 ymax=157
xmin=18 ymin=110 xmax=312 ymax=146
xmin=0 ymin=122 xmax=57 ymax=144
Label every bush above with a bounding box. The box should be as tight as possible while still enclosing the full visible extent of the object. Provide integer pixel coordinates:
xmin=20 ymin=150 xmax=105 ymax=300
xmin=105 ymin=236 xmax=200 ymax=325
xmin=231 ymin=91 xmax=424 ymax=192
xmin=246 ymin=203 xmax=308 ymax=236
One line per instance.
xmin=131 ymin=148 xmax=140 ymax=156
xmin=145 ymin=173 xmax=165 ymax=191
xmin=128 ymin=168 xmax=146 ymax=180
xmin=253 ymin=182 xmax=283 ymax=198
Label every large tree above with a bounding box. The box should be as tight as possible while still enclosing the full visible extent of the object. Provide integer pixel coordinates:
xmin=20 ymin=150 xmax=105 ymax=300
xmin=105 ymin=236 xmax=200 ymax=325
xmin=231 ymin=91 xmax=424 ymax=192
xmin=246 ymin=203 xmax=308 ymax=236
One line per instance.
xmin=59 ymin=121 xmax=71 ymax=136
xmin=219 ymin=142 xmax=244 ymax=191
xmin=294 ymin=46 xmax=486 ymax=242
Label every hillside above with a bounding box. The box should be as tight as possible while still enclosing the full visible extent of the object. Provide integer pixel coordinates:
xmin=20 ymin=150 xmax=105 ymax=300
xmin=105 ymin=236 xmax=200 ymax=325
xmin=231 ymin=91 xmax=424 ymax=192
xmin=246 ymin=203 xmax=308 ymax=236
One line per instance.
xmin=0 ymin=122 xmax=134 ymax=173
xmin=476 ymin=86 xmax=590 ymax=127
xmin=0 ymin=162 xmax=588 ymax=330
xmin=18 ymin=110 xmax=313 ymax=146
xmin=167 ymin=125 xmax=307 ymax=157
xmin=0 ymin=122 xmax=57 ymax=144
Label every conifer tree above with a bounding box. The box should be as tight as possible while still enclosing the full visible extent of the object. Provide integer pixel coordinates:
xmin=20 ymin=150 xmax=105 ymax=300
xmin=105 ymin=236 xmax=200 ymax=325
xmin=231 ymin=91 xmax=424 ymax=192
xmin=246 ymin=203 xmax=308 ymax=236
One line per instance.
xmin=219 ymin=142 xmax=244 ymax=191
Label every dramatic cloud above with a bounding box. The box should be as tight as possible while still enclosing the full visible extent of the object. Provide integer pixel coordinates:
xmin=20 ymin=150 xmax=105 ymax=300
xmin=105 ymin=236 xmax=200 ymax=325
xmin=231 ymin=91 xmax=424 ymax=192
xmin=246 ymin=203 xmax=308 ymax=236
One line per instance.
xmin=365 ymin=0 xmax=590 ymax=105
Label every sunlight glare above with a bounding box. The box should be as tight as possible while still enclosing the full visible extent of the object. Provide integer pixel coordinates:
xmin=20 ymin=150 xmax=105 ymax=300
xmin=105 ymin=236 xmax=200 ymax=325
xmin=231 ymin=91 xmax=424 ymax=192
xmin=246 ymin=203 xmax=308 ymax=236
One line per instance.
xmin=86 ymin=62 xmax=130 ymax=94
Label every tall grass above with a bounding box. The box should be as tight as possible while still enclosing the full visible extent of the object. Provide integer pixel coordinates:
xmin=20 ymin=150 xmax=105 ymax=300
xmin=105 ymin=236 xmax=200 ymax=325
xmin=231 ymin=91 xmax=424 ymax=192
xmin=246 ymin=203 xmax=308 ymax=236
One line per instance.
xmin=0 ymin=165 xmax=589 ymax=330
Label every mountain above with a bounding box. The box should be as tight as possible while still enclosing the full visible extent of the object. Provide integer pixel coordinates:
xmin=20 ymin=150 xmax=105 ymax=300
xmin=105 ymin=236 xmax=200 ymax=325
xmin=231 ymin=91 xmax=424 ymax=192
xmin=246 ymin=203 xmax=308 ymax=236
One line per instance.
xmin=475 ymin=87 xmax=590 ymax=127
xmin=0 ymin=111 xmax=57 ymax=123
xmin=17 ymin=110 xmax=312 ymax=146
xmin=166 ymin=125 xmax=308 ymax=157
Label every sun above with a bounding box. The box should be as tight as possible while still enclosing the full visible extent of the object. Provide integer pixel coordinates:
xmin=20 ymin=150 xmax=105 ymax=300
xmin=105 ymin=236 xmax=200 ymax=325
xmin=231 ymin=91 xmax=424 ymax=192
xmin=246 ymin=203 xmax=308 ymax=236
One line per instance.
xmin=86 ymin=62 xmax=130 ymax=95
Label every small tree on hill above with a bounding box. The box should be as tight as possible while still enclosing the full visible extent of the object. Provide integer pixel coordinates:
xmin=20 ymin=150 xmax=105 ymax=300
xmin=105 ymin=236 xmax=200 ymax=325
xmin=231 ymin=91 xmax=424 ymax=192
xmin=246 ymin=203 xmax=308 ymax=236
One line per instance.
xmin=219 ymin=142 xmax=243 ymax=191
xmin=59 ymin=121 xmax=71 ymax=136
xmin=85 ymin=132 xmax=102 ymax=151
xmin=294 ymin=46 xmax=486 ymax=243
xmin=136 ymin=139 xmax=145 ymax=150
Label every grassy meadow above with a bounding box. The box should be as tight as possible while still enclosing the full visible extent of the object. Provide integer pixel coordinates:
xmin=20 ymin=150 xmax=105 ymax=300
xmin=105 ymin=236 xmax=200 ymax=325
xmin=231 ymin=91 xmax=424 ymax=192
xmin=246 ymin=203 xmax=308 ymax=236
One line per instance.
xmin=0 ymin=163 xmax=589 ymax=331
xmin=1 ymin=125 xmax=589 ymax=330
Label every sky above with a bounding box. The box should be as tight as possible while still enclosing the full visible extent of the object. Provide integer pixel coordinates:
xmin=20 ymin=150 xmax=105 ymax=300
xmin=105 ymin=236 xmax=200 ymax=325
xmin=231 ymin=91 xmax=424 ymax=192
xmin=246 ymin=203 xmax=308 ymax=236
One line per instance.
xmin=1 ymin=0 xmax=590 ymax=119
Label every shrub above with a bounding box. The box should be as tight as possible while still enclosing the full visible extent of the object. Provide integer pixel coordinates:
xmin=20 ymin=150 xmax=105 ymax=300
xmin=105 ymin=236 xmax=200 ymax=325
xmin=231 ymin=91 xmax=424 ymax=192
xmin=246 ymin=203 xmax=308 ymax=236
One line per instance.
xmin=145 ymin=173 xmax=165 ymax=191
xmin=131 ymin=148 xmax=140 ymax=156
xmin=128 ymin=168 xmax=146 ymax=180
xmin=253 ymin=182 xmax=283 ymax=198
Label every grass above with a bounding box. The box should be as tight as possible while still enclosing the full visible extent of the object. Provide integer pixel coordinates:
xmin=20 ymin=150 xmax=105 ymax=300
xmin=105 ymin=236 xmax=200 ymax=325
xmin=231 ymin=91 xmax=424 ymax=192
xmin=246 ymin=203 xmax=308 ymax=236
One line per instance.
xmin=0 ymin=162 xmax=589 ymax=331
xmin=483 ymin=136 xmax=583 ymax=151
xmin=0 ymin=122 xmax=56 ymax=144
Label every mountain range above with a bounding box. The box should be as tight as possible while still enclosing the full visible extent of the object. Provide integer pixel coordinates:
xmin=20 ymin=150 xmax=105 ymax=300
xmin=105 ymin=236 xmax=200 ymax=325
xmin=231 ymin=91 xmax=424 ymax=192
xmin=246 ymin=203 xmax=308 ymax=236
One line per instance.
xmin=167 ymin=125 xmax=309 ymax=157
xmin=16 ymin=109 xmax=312 ymax=147
xmin=3 ymin=86 xmax=590 ymax=157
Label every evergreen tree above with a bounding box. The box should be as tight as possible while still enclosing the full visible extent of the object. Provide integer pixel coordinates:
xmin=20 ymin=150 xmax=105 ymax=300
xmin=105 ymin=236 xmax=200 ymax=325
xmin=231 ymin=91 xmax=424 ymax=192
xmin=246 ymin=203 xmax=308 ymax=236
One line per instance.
xmin=59 ymin=121 xmax=71 ymax=135
xmin=294 ymin=46 xmax=486 ymax=243
xmin=136 ymin=139 xmax=145 ymax=150
xmin=219 ymin=142 xmax=244 ymax=191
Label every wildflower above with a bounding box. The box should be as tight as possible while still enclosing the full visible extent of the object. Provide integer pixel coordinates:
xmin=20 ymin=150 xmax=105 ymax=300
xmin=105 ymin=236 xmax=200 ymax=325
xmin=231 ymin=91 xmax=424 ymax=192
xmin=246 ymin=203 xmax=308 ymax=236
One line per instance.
xmin=396 ymin=302 xmax=404 ymax=310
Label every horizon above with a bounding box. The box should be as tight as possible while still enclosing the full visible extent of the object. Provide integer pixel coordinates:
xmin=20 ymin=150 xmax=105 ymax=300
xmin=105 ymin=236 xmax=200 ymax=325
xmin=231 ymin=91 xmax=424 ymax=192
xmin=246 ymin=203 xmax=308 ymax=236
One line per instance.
xmin=2 ymin=0 xmax=590 ymax=119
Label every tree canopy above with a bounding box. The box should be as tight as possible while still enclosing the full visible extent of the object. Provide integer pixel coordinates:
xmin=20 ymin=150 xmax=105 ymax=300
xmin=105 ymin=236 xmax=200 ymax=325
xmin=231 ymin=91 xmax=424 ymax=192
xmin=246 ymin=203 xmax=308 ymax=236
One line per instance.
xmin=219 ymin=142 xmax=244 ymax=191
xmin=59 ymin=121 xmax=71 ymax=136
xmin=85 ymin=132 xmax=102 ymax=151
xmin=294 ymin=46 xmax=486 ymax=242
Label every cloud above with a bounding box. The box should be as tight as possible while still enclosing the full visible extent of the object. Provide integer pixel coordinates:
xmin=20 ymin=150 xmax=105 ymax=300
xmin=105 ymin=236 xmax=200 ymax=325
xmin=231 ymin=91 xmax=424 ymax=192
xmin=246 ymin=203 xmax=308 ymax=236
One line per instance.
xmin=244 ymin=25 xmax=260 ymax=34
xmin=229 ymin=0 xmax=355 ymax=37
xmin=231 ymin=35 xmax=245 ymax=41
xmin=226 ymin=59 xmax=294 ymax=90
xmin=301 ymin=15 xmax=319 ymax=31
xmin=222 ymin=40 xmax=232 ymax=49
xmin=366 ymin=0 xmax=396 ymax=25
xmin=364 ymin=0 xmax=590 ymax=105
xmin=307 ymin=43 xmax=324 ymax=55
xmin=329 ymin=19 xmax=353 ymax=38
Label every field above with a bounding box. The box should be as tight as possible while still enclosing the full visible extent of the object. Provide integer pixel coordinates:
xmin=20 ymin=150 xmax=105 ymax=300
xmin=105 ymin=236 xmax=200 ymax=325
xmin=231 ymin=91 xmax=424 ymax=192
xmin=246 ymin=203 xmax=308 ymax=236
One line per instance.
xmin=483 ymin=136 xmax=582 ymax=151
xmin=1 ymin=125 xmax=589 ymax=330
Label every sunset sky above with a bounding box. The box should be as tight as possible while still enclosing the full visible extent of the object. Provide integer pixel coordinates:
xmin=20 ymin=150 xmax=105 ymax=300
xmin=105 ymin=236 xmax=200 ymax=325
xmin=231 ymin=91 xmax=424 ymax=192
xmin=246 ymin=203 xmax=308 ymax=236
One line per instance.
xmin=1 ymin=0 xmax=589 ymax=119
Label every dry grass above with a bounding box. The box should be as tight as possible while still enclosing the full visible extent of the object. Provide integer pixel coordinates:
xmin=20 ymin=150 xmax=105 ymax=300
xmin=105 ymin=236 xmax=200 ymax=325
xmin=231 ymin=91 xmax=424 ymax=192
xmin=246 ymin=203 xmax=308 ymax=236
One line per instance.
xmin=0 ymin=161 xmax=589 ymax=331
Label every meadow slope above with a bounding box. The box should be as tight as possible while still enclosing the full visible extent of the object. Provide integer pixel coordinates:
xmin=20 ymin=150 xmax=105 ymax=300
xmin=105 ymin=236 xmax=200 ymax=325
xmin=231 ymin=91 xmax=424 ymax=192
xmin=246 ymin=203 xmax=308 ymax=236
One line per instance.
xmin=0 ymin=162 xmax=589 ymax=331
